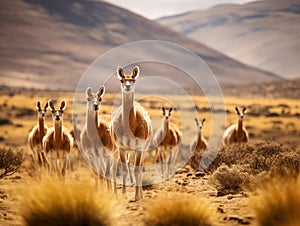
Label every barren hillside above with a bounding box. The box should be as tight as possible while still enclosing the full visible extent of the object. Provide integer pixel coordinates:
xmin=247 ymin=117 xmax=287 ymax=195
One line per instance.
xmin=159 ymin=0 xmax=300 ymax=79
xmin=0 ymin=0 xmax=280 ymax=91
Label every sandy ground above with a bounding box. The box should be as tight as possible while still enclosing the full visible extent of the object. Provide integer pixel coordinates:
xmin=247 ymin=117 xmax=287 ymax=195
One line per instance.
xmin=0 ymin=161 xmax=258 ymax=226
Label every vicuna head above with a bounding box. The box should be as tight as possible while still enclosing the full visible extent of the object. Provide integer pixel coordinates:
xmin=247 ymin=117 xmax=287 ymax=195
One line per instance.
xmin=235 ymin=106 xmax=247 ymax=120
xmin=49 ymin=100 xmax=66 ymax=122
xmin=117 ymin=66 xmax=139 ymax=93
xmin=161 ymin=107 xmax=173 ymax=121
xmin=85 ymin=86 xmax=105 ymax=112
xmin=36 ymin=101 xmax=48 ymax=118
xmin=194 ymin=118 xmax=206 ymax=131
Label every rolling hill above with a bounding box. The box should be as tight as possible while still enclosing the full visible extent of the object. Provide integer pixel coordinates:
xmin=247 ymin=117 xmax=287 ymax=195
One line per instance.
xmin=0 ymin=0 xmax=280 ymax=91
xmin=159 ymin=0 xmax=300 ymax=79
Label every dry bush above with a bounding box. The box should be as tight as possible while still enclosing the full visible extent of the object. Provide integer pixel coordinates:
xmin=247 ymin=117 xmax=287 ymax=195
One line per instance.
xmin=142 ymin=173 xmax=156 ymax=190
xmin=207 ymin=141 xmax=300 ymax=177
xmin=251 ymin=177 xmax=300 ymax=226
xmin=144 ymin=195 xmax=213 ymax=226
xmin=19 ymin=178 xmax=121 ymax=226
xmin=209 ymin=164 xmax=251 ymax=196
xmin=0 ymin=147 xmax=23 ymax=179
xmin=188 ymin=148 xmax=205 ymax=171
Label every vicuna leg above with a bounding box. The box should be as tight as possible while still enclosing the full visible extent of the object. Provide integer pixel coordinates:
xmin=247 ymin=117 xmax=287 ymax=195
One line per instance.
xmin=104 ymin=151 xmax=112 ymax=191
xmin=61 ymin=156 xmax=68 ymax=180
xmin=127 ymin=153 xmax=134 ymax=184
xmin=134 ymin=150 xmax=143 ymax=201
xmin=165 ymin=151 xmax=173 ymax=179
xmin=112 ymin=158 xmax=118 ymax=195
xmin=119 ymin=149 xmax=128 ymax=197
xmin=41 ymin=151 xmax=50 ymax=174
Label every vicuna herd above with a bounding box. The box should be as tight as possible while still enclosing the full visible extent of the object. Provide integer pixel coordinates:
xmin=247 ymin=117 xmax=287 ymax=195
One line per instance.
xmin=28 ymin=66 xmax=249 ymax=201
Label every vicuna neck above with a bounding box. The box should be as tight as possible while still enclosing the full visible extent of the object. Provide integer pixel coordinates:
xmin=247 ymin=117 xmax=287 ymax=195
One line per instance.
xmin=122 ymin=91 xmax=134 ymax=127
xmin=54 ymin=119 xmax=63 ymax=142
xmin=38 ymin=116 xmax=45 ymax=137
xmin=197 ymin=128 xmax=202 ymax=140
xmin=237 ymin=118 xmax=243 ymax=132
xmin=86 ymin=105 xmax=98 ymax=138
xmin=163 ymin=118 xmax=169 ymax=134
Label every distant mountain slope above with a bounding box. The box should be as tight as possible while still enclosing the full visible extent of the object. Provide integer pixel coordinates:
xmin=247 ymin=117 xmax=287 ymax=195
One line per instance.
xmin=0 ymin=0 xmax=280 ymax=91
xmin=159 ymin=0 xmax=300 ymax=79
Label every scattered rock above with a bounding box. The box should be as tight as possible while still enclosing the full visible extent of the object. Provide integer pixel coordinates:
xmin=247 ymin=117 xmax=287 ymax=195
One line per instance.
xmin=186 ymin=173 xmax=193 ymax=177
xmin=0 ymin=195 xmax=8 ymax=200
xmin=195 ymin=171 xmax=205 ymax=177
xmin=217 ymin=207 xmax=225 ymax=213
xmin=175 ymin=167 xmax=189 ymax=174
xmin=227 ymin=216 xmax=250 ymax=225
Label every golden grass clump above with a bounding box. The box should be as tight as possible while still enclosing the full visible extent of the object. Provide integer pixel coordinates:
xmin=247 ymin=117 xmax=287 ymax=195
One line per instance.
xmin=19 ymin=178 xmax=120 ymax=226
xmin=144 ymin=195 xmax=213 ymax=226
xmin=209 ymin=164 xmax=251 ymax=196
xmin=207 ymin=141 xmax=300 ymax=177
xmin=251 ymin=177 xmax=300 ymax=226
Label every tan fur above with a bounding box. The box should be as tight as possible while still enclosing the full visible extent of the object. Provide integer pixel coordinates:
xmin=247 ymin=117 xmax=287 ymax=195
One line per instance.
xmin=80 ymin=87 xmax=118 ymax=193
xmin=153 ymin=107 xmax=182 ymax=178
xmin=43 ymin=100 xmax=73 ymax=179
xmin=28 ymin=101 xmax=49 ymax=170
xmin=111 ymin=66 xmax=152 ymax=201
xmin=189 ymin=118 xmax=208 ymax=170
xmin=223 ymin=107 xmax=249 ymax=145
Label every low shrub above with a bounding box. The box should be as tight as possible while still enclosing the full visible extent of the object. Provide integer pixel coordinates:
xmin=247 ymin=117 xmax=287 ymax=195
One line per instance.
xmin=209 ymin=164 xmax=251 ymax=196
xmin=144 ymin=195 xmax=213 ymax=226
xmin=251 ymin=177 xmax=300 ymax=226
xmin=207 ymin=141 xmax=300 ymax=177
xmin=19 ymin=178 xmax=120 ymax=226
xmin=0 ymin=147 xmax=23 ymax=179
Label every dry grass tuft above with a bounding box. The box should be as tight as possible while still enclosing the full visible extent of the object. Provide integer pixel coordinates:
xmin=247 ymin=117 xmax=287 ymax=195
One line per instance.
xmin=144 ymin=195 xmax=213 ymax=226
xmin=251 ymin=177 xmax=300 ymax=226
xmin=209 ymin=164 xmax=251 ymax=196
xmin=207 ymin=141 xmax=300 ymax=178
xmin=19 ymin=177 xmax=121 ymax=226
xmin=142 ymin=173 xmax=156 ymax=190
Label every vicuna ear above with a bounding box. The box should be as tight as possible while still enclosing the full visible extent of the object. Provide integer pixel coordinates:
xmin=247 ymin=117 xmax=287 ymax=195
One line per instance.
xmin=169 ymin=107 xmax=173 ymax=114
xmin=36 ymin=101 xmax=41 ymax=110
xmin=243 ymin=107 xmax=247 ymax=114
xmin=117 ymin=66 xmax=125 ymax=80
xmin=97 ymin=86 xmax=105 ymax=97
xmin=48 ymin=100 xmax=55 ymax=111
xmin=161 ymin=106 xmax=165 ymax=115
xmin=235 ymin=107 xmax=240 ymax=114
xmin=44 ymin=102 xmax=49 ymax=111
xmin=194 ymin=118 xmax=199 ymax=126
xmin=60 ymin=101 xmax=66 ymax=112
xmin=86 ymin=87 xmax=93 ymax=98
xmin=132 ymin=66 xmax=139 ymax=79
xmin=202 ymin=118 xmax=206 ymax=124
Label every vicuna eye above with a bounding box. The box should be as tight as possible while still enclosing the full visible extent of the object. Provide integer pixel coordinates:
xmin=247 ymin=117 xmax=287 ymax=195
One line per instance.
xmin=120 ymin=80 xmax=124 ymax=83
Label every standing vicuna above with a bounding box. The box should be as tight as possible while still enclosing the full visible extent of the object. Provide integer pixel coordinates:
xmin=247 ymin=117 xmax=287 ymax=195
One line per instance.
xmin=80 ymin=86 xmax=118 ymax=193
xmin=223 ymin=107 xmax=249 ymax=145
xmin=28 ymin=101 xmax=49 ymax=171
xmin=189 ymin=118 xmax=208 ymax=170
xmin=43 ymin=100 xmax=73 ymax=179
xmin=153 ymin=107 xmax=182 ymax=179
xmin=110 ymin=66 xmax=152 ymax=201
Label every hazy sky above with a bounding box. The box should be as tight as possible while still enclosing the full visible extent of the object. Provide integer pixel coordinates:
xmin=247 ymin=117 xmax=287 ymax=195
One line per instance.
xmin=103 ymin=0 xmax=260 ymax=19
